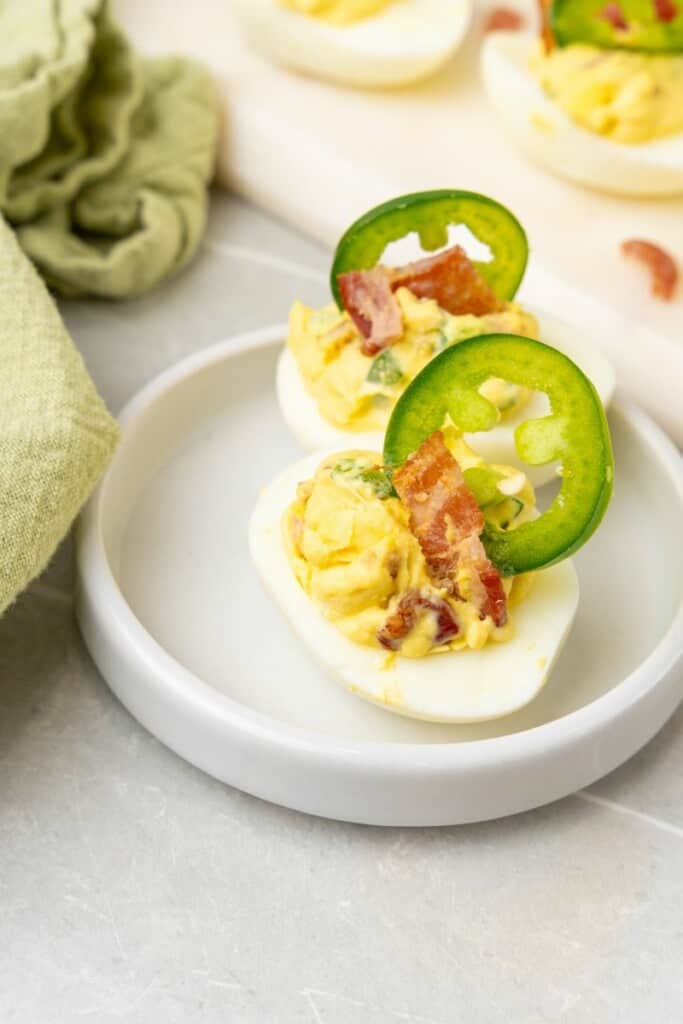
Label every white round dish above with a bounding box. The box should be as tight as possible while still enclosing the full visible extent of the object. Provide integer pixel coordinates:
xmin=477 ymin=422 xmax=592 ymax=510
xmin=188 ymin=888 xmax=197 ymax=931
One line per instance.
xmin=76 ymin=327 xmax=683 ymax=826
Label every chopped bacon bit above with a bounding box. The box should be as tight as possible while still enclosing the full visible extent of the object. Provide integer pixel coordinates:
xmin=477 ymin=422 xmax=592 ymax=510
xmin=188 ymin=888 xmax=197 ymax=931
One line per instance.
xmin=389 ymin=245 xmax=504 ymax=319
xmin=386 ymin=552 xmax=401 ymax=579
xmin=393 ymin=431 xmax=508 ymax=627
xmin=337 ymin=267 xmax=403 ymax=356
xmin=393 ymin=431 xmax=484 ymax=583
xmin=378 ymin=591 xmax=460 ymax=651
xmin=599 ymin=2 xmax=629 ymax=29
xmin=537 ymin=0 xmax=555 ymax=50
xmin=621 ymin=239 xmax=679 ymax=301
xmin=484 ymin=7 xmax=525 ymax=32
xmin=337 ymin=245 xmax=502 ymax=355
xmin=653 ymin=0 xmax=677 ymax=21
xmin=478 ymin=566 xmax=509 ymax=629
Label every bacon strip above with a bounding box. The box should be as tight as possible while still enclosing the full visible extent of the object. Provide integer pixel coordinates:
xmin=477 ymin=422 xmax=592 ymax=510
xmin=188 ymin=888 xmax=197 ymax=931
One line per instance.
xmin=392 ymin=431 xmax=508 ymax=627
xmin=599 ymin=2 xmax=629 ymax=29
xmin=337 ymin=267 xmax=403 ymax=356
xmin=653 ymin=0 xmax=677 ymax=22
xmin=389 ymin=245 xmax=503 ymax=319
xmin=454 ymin=536 xmax=509 ymax=629
xmin=484 ymin=7 xmax=525 ymax=32
xmin=621 ymin=239 xmax=679 ymax=301
xmin=337 ymin=245 xmax=502 ymax=356
xmin=378 ymin=591 xmax=459 ymax=652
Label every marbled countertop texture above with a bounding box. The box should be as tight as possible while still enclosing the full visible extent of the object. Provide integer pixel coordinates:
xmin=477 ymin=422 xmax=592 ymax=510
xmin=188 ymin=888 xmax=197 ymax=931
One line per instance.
xmin=1 ymin=193 xmax=681 ymax=1024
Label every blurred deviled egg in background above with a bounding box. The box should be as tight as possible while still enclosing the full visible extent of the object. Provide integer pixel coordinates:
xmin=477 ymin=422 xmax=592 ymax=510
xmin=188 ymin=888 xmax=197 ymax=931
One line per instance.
xmin=482 ymin=0 xmax=683 ymax=196
xmin=230 ymin=0 xmax=473 ymax=87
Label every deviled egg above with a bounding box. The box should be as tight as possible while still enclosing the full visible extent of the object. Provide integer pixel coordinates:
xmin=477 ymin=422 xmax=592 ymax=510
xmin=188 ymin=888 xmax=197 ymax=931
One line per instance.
xmin=230 ymin=0 xmax=472 ymax=87
xmin=252 ymin=333 xmax=614 ymax=723
xmin=482 ymin=3 xmax=683 ymax=196
xmin=277 ymin=190 xmax=615 ymax=486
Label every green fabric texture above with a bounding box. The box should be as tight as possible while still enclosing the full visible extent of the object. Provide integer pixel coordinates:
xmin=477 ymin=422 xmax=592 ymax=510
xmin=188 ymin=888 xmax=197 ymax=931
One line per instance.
xmin=1 ymin=0 xmax=218 ymax=297
xmin=0 ymin=0 xmax=219 ymax=613
xmin=0 ymin=216 xmax=119 ymax=615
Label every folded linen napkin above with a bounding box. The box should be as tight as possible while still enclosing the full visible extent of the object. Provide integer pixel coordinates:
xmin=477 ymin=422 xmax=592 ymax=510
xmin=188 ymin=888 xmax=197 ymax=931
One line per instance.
xmin=0 ymin=216 xmax=119 ymax=615
xmin=0 ymin=0 xmax=218 ymax=614
xmin=1 ymin=0 xmax=218 ymax=297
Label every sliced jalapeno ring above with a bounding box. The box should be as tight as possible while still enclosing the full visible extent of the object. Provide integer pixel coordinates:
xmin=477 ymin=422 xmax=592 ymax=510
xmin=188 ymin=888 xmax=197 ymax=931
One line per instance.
xmin=330 ymin=189 xmax=528 ymax=309
xmin=383 ymin=333 xmax=614 ymax=576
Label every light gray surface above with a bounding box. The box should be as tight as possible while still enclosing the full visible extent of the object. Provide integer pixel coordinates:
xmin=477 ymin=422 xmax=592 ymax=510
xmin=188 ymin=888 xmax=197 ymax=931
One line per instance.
xmin=1 ymin=191 xmax=681 ymax=1023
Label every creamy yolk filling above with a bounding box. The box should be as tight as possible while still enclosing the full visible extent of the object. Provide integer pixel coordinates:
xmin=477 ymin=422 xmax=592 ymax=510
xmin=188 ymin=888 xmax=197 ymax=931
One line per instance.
xmin=530 ymin=42 xmax=683 ymax=144
xmin=283 ymin=436 xmax=535 ymax=659
xmin=288 ymin=287 xmax=539 ymax=433
xmin=279 ymin=0 xmax=394 ymax=25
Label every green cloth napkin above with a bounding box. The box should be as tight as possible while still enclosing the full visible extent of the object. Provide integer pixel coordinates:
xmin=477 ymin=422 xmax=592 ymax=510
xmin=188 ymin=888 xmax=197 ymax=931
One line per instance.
xmin=0 ymin=0 xmax=219 ymax=614
xmin=1 ymin=0 xmax=218 ymax=297
xmin=0 ymin=216 xmax=119 ymax=615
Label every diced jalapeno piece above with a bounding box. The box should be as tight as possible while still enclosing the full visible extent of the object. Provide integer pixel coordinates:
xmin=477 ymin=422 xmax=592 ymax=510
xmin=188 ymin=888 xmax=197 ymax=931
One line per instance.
xmin=463 ymin=466 xmax=507 ymax=508
xmin=367 ymin=349 xmax=404 ymax=387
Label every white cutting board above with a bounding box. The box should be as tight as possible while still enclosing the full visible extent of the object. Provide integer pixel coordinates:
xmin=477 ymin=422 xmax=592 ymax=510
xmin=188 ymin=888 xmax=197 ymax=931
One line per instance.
xmin=114 ymin=0 xmax=683 ymax=441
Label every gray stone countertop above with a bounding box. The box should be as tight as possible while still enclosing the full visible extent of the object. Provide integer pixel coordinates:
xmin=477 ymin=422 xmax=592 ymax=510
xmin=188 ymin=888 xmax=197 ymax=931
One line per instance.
xmin=1 ymin=192 xmax=681 ymax=1024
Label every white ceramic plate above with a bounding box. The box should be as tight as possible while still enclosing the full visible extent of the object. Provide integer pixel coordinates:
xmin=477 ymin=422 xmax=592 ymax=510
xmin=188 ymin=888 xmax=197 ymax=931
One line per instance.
xmin=77 ymin=327 xmax=683 ymax=826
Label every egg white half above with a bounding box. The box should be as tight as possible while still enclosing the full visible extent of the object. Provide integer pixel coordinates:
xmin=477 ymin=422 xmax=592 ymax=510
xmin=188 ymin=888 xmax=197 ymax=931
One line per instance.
xmin=481 ymin=32 xmax=683 ymax=197
xmin=231 ymin=0 xmax=472 ymax=88
xmin=249 ymin=450 xmax=580 ymax=723
xmin=276 ymin=305 xmax=615 ymax=487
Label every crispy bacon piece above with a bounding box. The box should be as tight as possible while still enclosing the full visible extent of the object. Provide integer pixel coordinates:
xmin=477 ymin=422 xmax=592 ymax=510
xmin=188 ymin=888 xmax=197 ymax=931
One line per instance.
xmin=393 ymin=431 xmax=484 ymax=582
xmin=653 ymin=0 xmax=677 ymax=22
xmin=337 ymin=267 xmax=403 ymax=356
xmin=389 ymin=245 xmax=503 ymax=319
xmin=392 ymin=431 xmax=508 ymax=627
xmin=599 ymin=2 xmax=629 ymax=29
xmin=337 ymin=245 xmax=502 ymax=356
xmin=484 ymin=7 xmax=525 ymax=32
xmin=537 ymin=0 xmax=555 ymax=50
xmin=455 ymin=536 xmax=509 ymax=628
xmin=621 ymin=239 xmax=679 ymax=301
xmin=378 ymin=591 xmax=460 ymax=651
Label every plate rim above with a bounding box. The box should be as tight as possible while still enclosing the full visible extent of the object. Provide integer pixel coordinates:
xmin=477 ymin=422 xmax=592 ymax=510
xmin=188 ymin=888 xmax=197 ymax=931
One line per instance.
xmin=77 ymin=324 xmax=683 ymax=775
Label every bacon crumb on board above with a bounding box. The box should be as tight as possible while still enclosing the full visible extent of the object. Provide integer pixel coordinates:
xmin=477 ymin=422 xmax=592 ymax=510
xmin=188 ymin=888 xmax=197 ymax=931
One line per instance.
xmin=337 ymin=245 xmax=502 ymax=355
xmin=621 ymin=239 xmax=679 ymax=301
xmin=484 ymin=7 xmax=525 ymax=32
xmin=392 ymin=431 xmax=508 ymax=628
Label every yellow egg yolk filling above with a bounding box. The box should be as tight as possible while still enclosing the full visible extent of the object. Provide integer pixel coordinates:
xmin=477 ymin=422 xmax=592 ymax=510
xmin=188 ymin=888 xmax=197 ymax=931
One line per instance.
xmin=279 ymin=0 xmax=394 ymax=25
xmin=283 ymin=438 xmax=535 ymax=659
xmin=531 ymin=42 xmax=683 ymax=144
xmin=288 ymin=287 xmax=539 ymax=433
